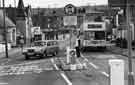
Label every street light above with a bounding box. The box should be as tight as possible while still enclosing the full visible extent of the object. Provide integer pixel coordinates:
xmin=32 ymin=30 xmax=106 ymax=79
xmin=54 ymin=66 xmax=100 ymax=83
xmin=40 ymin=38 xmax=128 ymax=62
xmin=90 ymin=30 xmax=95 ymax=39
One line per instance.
xmin=126 ymin=0 xmax=134 ymax=85
xmin=3 ymin=0 xmax=9 ymax=58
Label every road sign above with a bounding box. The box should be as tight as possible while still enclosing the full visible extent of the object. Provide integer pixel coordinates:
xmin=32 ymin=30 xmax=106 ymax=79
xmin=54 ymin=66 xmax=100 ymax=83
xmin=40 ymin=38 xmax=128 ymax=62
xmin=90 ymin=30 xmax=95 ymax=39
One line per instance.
xmin=31 ymin=27 xmax=41 ymax=35
xmin=66 ymin=47 xmax=76 ymax=64
xmin=64 ymin=4 xmax=76 ymax=15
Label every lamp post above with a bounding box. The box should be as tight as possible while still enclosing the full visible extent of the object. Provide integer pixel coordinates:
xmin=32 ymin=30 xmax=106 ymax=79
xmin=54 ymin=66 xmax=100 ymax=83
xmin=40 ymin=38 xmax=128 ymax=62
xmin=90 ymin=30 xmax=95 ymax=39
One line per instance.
xmin=3 ymin=0 xmax=9 ymax=58
xmin=126 ymin=0 xmax=134 ymax=85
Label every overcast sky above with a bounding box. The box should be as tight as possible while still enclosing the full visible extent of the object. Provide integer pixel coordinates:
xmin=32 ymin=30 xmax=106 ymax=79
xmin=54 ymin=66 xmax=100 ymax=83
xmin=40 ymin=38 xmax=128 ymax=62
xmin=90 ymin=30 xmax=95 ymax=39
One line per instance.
xmin=1 ymin=0 xmax=108 ymax=8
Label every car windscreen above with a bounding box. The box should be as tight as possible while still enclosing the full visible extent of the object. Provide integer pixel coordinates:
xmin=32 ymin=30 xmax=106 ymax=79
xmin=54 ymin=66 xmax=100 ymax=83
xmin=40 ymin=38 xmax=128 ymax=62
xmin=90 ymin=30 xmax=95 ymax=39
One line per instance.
xmin=47 ymin=42 xmax=52 ymax=46
xmin=34 ymin=42 xmax=44 ymax=46
xmin=47 ymin=41 xmax=58 ymax=46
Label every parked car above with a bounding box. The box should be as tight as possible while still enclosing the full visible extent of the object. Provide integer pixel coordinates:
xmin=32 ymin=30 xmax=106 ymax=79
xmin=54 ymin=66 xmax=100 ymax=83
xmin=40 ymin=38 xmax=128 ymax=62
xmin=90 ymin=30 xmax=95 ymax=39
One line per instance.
xmin=22 ymin=41 xmax=47 ymax=60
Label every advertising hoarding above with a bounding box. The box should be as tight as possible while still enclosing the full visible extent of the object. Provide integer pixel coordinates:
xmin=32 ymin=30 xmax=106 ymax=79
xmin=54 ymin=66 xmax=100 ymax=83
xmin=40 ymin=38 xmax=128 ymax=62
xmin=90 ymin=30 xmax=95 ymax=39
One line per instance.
xmin=63 ymin=16 xmax=77 ymax=26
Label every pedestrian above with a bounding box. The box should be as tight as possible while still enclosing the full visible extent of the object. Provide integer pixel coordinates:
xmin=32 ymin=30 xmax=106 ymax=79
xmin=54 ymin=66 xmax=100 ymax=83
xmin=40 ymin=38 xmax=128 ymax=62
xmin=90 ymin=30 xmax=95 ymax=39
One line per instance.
xmin=75 ymin=36 xmax=81 ymax=58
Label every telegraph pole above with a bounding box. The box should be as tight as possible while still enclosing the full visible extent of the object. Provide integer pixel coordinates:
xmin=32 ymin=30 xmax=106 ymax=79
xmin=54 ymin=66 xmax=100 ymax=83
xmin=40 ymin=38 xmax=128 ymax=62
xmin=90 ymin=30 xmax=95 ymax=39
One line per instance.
xmin=126 ymin=0 xmax=134 ymax=85
xmin=3 ymin=0 xmax=9 ymax=58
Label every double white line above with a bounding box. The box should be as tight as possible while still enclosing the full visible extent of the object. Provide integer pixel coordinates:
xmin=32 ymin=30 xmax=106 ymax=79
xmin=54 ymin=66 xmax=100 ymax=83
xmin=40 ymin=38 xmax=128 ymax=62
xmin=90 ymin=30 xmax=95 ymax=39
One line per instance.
xmin=51 ymin=59 xmax=72 ymax=85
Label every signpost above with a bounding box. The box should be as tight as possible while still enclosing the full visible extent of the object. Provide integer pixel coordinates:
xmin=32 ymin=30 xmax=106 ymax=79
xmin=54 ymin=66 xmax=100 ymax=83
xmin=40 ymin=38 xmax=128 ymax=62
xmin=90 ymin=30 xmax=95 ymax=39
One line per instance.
xmin=3 ymin=0 xmax=8 ymax=58
xmin=126 ymin=0 xmax=134 ymax=85
xmin=64 ymin=4 xmax=77 ymax=48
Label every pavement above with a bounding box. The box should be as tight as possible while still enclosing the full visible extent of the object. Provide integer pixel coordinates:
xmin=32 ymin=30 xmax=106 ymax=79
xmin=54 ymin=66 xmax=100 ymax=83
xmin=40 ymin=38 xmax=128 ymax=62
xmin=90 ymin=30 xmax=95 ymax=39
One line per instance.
xmin=0 ymin=47 xmax=22 ymax=59
xmin=108 ymin=46 xmax=135 ymax=58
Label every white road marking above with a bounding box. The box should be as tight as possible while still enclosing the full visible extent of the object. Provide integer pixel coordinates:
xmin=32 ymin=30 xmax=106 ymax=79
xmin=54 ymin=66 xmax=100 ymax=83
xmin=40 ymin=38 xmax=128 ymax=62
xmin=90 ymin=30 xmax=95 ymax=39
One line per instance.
xmin=81 ymin=53 xmax=99 ymax=69
xmin=84 ymin=59 xmax=88 ymax=62
xmin=89 ymin=62 xmax=99 ymax=69
xmin=81 ymin=53 xmax=110 ymax=77
xmin=0 ymin=82 xmax=8 ymax=84
xmin=51 ymin=59 xmax=59 ymax=70
xmin=61 ymin=73 xmax=72 ymax=85
xmin=101 ymin=71 xmax=109 ymax=77
xmin=0 ymin=59 xmax=49 ymax=68
xmin=50 ymin=58 xmax=72 ymax=85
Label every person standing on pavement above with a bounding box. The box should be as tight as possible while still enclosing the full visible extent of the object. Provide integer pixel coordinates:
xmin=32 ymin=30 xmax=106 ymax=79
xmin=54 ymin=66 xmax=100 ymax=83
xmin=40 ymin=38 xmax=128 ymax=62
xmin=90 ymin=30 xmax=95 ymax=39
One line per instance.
xmin=75 ymin=36 xmax=81 ymax=58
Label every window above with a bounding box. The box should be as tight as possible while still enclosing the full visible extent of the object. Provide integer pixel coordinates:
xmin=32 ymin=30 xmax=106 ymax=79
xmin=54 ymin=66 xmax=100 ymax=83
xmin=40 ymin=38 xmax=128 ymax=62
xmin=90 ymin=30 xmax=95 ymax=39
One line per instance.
xmin=88 ymin=24 xmax=102 ymax=29
xmin=95 ymin=31 xmax=105 ymax=40
xmin=47 ymin=42 xmax=52 ymax=46
xmin=84 ymin=32 xmax=95 ymax=40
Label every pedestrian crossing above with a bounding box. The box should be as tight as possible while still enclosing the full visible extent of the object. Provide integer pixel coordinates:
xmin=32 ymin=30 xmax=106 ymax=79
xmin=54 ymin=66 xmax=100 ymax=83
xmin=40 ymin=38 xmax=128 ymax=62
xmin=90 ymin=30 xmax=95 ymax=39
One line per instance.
xmin=0 ymin=59 xmax=53 ymax=76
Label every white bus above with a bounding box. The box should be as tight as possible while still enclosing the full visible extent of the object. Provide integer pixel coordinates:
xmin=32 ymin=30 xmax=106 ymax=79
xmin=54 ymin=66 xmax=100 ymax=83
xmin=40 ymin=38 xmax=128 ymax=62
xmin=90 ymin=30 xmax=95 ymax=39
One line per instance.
xmin=80 ymin=21 xmax=113 ymax=50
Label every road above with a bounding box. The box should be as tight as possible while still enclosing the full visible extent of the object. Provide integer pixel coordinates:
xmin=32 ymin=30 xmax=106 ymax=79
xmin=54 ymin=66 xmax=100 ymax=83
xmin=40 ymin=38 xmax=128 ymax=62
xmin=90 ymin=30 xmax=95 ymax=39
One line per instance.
xmin=0 ymin=50 xmax=67 ymax=85
xmin=0 ymin=48 xmax=134 ymax=85
xmin=80 ymin=50 xmax=135 ymax=85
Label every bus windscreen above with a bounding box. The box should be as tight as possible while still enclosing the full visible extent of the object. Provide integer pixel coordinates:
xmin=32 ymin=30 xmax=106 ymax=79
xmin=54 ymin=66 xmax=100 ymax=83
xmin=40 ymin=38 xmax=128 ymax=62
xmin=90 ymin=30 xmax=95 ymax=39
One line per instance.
xmin=88 ymin=24 xmax=102 ymax=29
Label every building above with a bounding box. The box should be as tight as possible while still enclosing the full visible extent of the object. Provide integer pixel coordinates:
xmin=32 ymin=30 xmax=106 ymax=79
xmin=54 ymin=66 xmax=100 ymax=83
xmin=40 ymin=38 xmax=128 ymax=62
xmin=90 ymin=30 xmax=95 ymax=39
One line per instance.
xmin=3 ymin=0 xmax=33 ymax=46
xmin=108 ymin=0 xmax=135 ymax=41
xmin=0 ymin=10 xmax=16 ymax=46
xmin=16 ymin=0 xmax=33 ymax=45
xmin=31 ymin=4 xmax=112 ymax=40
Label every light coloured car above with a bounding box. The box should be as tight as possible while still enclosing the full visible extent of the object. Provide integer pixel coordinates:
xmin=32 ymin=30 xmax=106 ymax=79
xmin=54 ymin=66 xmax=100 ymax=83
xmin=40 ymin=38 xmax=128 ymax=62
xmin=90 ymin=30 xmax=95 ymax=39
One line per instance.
xmin=22 ymin=41 xmax=47 ymax=60
xmin=44 ymin=40 xmax=59 ymax=57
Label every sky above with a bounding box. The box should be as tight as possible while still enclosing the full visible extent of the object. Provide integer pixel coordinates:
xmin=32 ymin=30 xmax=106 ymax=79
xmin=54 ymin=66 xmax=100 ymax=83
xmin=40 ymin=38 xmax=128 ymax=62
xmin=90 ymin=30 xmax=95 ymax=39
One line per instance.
xmin=0 ymin=0 xmax=108 ymax=8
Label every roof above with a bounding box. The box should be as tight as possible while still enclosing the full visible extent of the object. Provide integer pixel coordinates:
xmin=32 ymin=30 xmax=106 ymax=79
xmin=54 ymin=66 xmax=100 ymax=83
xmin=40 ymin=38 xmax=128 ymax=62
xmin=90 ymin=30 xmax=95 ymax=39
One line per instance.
xmin=17 ymin=0 xmax=27 ymax=17
xmin=18 ymin=0 xmax=25 ymax=9
xmin=32 ymin=5 xmax=113 ymax=17
xmin=0 ymin=10 xmax=15 ymax=28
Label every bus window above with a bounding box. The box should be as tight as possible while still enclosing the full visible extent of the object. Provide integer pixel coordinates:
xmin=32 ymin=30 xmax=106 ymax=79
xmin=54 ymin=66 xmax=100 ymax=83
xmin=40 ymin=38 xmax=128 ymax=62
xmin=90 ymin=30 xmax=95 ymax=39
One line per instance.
xmin=95 ymin=31 xmax=105 ymax=40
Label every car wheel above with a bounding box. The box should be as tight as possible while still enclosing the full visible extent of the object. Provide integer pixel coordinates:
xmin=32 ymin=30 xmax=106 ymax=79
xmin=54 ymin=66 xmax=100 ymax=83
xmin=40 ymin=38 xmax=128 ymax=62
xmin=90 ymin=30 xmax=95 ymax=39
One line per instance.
xmin=25 ymin=55 xmax=29 ymax=60
xmin=53 ymin=51 xmax=57 ymax=56
xmin=44 ymin=52 xmax=47 ymax=57
xmin=40 ymin=54 xmax=44 ymax=59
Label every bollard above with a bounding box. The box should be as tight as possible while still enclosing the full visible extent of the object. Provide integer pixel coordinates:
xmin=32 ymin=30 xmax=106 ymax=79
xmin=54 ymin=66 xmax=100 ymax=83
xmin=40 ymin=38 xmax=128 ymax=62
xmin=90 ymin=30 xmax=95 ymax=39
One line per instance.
xmin=109 ymin=59 xmax=124 ymax=85
xmin=66 ymin=47 xmax=70 ymax=64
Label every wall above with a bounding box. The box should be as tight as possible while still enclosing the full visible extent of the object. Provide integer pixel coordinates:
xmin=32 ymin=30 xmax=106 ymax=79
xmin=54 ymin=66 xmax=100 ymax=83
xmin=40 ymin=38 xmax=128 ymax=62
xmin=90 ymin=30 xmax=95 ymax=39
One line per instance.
xmin=0 ymin=43 xmax=11 ymax=53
